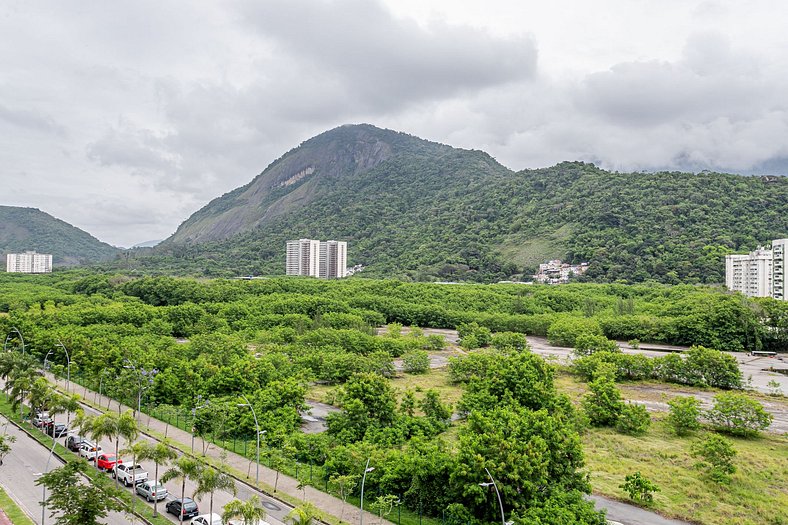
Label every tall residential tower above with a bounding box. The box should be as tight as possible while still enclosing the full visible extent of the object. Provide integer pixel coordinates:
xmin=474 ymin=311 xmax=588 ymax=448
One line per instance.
xmin=286 ymin=239 xmax=347 ymax=278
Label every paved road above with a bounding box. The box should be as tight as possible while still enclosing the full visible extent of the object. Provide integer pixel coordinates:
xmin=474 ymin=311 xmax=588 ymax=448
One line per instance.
xmin=592 ymin=495 xmax=692 ymax=525
xmin=0 ymin=414 xmax=130 ymax=525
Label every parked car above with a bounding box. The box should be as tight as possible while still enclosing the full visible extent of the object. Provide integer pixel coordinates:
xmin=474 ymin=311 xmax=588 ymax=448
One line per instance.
xmin=192 ymin=513 xmax=223 ymax=525
xmin=31 ymin=412 xmax=52 ymax=428
xmin=65 ymin=434 xmax=86 ymax=452
xmin=166 ymin=497 xmax=199 ymax=520
xmin=135 ymin=480 xmax=168 ymax=502
xmin=228 ymin=521 xmax=269 ymax=525
xmin=78 ymin=442 xmax=102 ymax=460
xmin=113 ymin=463 xmax=148 ymax=486
xmin=96 ymin=453 xmax=122 ymax=472
xmin=46 ymin=423 xmax=68 ymax=438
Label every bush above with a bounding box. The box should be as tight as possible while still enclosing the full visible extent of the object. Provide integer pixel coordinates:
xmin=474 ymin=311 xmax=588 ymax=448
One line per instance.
xmin=582 ymin=363 xmax=623 ymax=427
xmin=666 ymin=396 xmax=702 ymax=436
xmin=457 ymin=322 xmax=492 ymax=348
xmin=402 ymin=349 xmax=430 ymax=374
xmin=619 ymin=471 xmax=659 ymax=504
xmin=490 ymin=331 xmax=529 ymax=352
xmin=573 ymin=333 xmax=620 ymax=357
xmin=616 ymin=402 xmax=651 ymax=436
xmin=547 ymin=317 xmax=602 ymax=347
xmin=628 ymin=339 xmax=640 ymax=349
xmin=691 ymin=434 xmax=737 ymax=483
xmin=706 ymin=392 xmax=773 ymax=437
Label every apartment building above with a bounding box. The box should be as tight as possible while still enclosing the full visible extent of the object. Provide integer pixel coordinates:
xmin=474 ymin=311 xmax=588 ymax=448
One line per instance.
xmin=6 ymin=251 xmax=53 ymax=273
xmin=773 ymin=238 xmax=787 ymax=301
xmin=286 ymin=239 xmax=347 ymax=278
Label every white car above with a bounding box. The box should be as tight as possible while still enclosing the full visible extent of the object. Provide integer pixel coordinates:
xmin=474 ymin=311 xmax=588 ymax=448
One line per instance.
xmin=192 ymin=514 xmax=223 ymax=525
xmin=78 ymin=442 xmax=102 ymax=460
xmin=113 ymin=462 xmax=149 ymax=486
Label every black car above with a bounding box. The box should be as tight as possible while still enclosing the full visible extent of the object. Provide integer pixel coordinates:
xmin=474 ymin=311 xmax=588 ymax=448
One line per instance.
xmin=65 ymin=434 xmax=86 ymax=452
xmin=47 ymin=423 xmax=68 ymax=438
xmin=166 ymin=498 xmax=199 ymax=520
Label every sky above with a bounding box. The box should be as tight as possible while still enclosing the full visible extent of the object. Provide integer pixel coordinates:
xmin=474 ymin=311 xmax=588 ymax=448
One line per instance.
xmin=2 ymin=0 xmax=787 ymax=247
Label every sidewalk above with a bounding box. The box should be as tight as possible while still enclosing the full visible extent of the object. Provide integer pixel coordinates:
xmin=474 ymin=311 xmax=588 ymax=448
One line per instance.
xmin=50 ymin=375 xmax=388 ymax=525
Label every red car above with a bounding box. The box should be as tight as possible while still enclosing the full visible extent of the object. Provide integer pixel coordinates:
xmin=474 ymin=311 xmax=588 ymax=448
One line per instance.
xmin=96 ymin=453 xmax=122 ymax=472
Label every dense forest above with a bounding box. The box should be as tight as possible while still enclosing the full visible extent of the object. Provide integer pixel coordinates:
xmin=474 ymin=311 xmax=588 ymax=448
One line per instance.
xmin=115 ymin=125 xmax=787 ymax=284
xmin=0 ymin=205 xmax=119 ymax=266
xmin=1 ymin=272 xmax=786 ymax=524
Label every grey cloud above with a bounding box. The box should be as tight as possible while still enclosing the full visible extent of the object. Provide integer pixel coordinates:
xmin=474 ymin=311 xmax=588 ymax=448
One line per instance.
xmin=240 ymin=0 xmax=537 ymax=111
xmin=0 ymin=104 xmax=65 ymax=136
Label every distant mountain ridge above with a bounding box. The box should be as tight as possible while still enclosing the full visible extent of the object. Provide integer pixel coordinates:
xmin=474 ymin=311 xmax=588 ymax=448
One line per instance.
xmin=141 ymin=124 xmax=788 ymax=284
xmin=0 ymin=206 xmax=118 ymax=267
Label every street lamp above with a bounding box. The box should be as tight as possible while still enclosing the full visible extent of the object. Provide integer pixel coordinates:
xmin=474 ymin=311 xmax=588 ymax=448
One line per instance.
xmin=360 ymin=458 xmax=374 ymax=525
xmin=54 ymin=339 xmax=71 ymax=393
xmin=43 ymin=349 xmax=54 ymax=371
xmin=237 ymin=394 xmax=261 ymax=486
xmin=123 ymin=358 xmax=143 ymax=420
xmin=479 ymin=467 xmax=507 ymax=525
xmin=3 ymin=326 xmax=25 ymax=355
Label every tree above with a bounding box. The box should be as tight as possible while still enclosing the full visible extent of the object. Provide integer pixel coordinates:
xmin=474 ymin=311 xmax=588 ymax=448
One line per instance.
xmin=666 ymin=396 xmax=701 ymax=436
xmin=615 ymin=403 xmax=650 ymax=436
xmin=194 ymin=462 xmax=237 ymax=520
xmin=223 ymin=496 xmax=268 ymax=525
xmin=620 ymin=472 xmax=659 ymax=504
xmin=36 ymin=459 xmax=124 ymax=525
xmin=582 ymin=363 xmax=623 ymax=427
xmin=0 ymin=433 xmax=15 ymax=465
xmin=92 ymin=410 xmax=138 ymax=480
xmin=370 ymin=494 xmax=398 ymax=525
xmin=419 ymin=390 xmax=451 ymax=428
xmin=286 ymin=502 xmax=319 ymax=525
xmin=691 ymin=434 xmax=737 ymax=483
xmin=573 ymin=334 xmax=620 ymax=357
xmin=161 ymin=456 xmax=204 ymax=520
xmin=329 ymin=473 xmax=359 ymax=523
xmin=706 ymin=392 xmax=773 ymax=437
xmin=134 ymin=439 xmax=178 ymax=516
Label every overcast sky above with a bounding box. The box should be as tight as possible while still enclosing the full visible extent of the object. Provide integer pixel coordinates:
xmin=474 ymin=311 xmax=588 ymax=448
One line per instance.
xmin=2 ymin=1 xmax=787 ymax=247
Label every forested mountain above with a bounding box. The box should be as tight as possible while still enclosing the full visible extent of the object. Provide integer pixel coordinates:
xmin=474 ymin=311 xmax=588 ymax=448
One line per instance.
xmin=141 ymin=124 xmax=788 ymax=283
xmin=0 ymin=206 xmax=118 ymax=267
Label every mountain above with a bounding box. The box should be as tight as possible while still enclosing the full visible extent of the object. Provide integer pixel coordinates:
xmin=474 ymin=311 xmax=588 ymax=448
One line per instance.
xmin=0 ymin=206 xmax=118 ymax=267
xmin=141 ymin=124 xmax=788 ymax=283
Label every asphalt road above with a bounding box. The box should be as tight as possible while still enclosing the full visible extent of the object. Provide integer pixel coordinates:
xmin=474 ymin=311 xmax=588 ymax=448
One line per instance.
xmin=0 ymin=415 xmax=130 ymax=525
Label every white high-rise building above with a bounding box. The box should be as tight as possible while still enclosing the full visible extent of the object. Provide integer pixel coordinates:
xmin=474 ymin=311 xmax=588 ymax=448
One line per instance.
xmin=286 ymin=239 xmax=347 ymax=278
xmin=773 ymin=238 xmax=787 ymax=301
xmin=6 ymin=251 xmax=53 ymax=273
xmin=286 ymin=239 xmax=321 ymax=277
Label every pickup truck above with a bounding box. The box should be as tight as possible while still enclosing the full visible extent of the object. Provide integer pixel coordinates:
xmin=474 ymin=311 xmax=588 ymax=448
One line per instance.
xmin=113 ymin=463 xmax=149 ymax=486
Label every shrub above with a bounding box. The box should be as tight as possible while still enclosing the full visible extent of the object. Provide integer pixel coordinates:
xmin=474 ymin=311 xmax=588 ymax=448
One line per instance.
xmin=547 ymin=317 xmax=602 ymax=347
xmin=457 ymin=322 xmax=492 ymax=348
xmin=616 ymin=402 xmax=651 ymax=436
xmin=682 ymin=346 xmax=742 ymax=389
xmin=582 ymin=363 xmax=623 ymax=427
xmin=573 ymin=333 xmax=620 ymax=357
xmin=619 ymin=472 xmax=659 ymax=504
xmin=691 ymin=434 xmax=737 ymax=483
xmin=628 ymin=339 xmax=640 ymax=349
xmin=402 ymin=349 xmax=430 ymax=374
xmin=490 ymin=331 xmax=529 ymax=352
xmin=666 ymin=396 xmax=702 ymax=436
xmin=706 ymin=392 xmax=773 ymax=437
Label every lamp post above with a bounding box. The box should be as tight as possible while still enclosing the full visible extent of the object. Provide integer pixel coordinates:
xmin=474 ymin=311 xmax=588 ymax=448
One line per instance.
xmin=479 ymin=467 xmax=506 ymax=525
xmin=43 ymin=349 xmax=54 ymax=371
xmin=3 ymin=327 xmax=25 ymax=355
xmin=123 ymin=358 xmax=142 ymax=420
xmin=360 ymin=458 xmax=374 ymax=525
xmin=54 ymin=339 xmax=71 ymax=393
xmin=237 ymin=394 xmax=261 ymax=486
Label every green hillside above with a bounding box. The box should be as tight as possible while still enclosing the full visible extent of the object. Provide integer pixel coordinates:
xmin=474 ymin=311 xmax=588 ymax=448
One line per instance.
xmin=0 ymin=206 xmax=118 ymax=267
xmin=132 ymin=125 xmax=787 ymax=283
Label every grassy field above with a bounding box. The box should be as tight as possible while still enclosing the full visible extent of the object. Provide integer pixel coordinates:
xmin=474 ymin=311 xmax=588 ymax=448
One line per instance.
xmin=0 ymin=485 xmax=35 ymax=525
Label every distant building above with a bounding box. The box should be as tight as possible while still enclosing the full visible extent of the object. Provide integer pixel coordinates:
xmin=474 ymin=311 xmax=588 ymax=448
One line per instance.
xmin=772 ymin=239 xmax=787 ymax=301
xmin=6 ymin=251 xmax=53 ymax=273
xmin=724 ymin=239 xmax=788 ymax=300
xmin=286 ymin=239 xmax=347 ymax=278
xmin=534 ymin=260 xmax=589 ymax=284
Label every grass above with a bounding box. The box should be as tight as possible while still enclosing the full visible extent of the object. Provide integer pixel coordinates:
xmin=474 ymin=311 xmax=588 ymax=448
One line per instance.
xmin=583 ymin=419 xmax=788 ymax=525
xmin=0 ymin=485 xmax=35 ymax=525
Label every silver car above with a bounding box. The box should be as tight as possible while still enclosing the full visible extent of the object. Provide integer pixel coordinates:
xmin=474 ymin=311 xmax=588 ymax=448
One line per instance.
xmin=135 ymin=480 xmax=168 ymax=502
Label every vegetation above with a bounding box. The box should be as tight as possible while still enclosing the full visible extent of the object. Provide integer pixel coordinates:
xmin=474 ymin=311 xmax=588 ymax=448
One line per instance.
xmin=705 ymin=393 xmax=773 ymax=437
xmin=690 ymin=434 xmax=738 ymax=484
xmin=666 ymin=396 xmax=702 ymax=436
xmin=619 ymin=471 xmax=659 ymax=504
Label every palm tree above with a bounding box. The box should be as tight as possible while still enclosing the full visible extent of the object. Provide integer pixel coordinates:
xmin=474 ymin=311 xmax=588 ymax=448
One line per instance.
xmin=194 ymin=464 xmax=236 ymax=520
xmin=121 ymin=440 xmax=151 ymax=522
xmin=286 ymin=502 xmax=319 ymax=525
xmin=92 ymin=410 xmax=138 ymax=481
xmin=222 ymin=496 xmax=267 ymax=525
xmin=161 ymin=455 xmax=203 ymax=521
xmin=135 ymin=439 xmax=178 ymax=517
